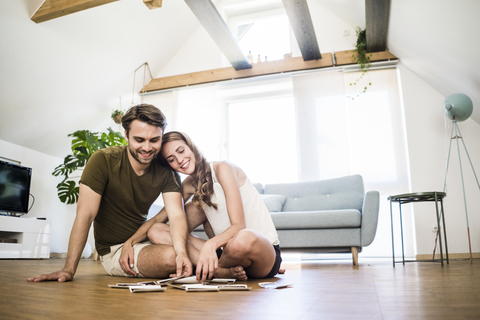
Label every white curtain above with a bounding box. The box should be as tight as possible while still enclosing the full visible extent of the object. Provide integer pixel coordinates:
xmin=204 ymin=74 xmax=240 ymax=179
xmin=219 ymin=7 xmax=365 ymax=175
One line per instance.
xmin=292 ymin=68 xmax=413 ymax=257
xmin=292 ymin=69 xmax=409 ymax=185
xmin=171 ymin=85 xmax=224 ymax=162
xmin=292 ymin=70 xmax=349 ymax=181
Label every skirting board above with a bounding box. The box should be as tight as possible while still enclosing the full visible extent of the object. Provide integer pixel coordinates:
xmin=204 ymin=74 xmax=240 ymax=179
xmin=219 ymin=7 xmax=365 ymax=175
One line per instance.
xmin=50 ymin=253 xmax=94 ymax=259
xmin=416 ymin=252 xmax=480 ymax=260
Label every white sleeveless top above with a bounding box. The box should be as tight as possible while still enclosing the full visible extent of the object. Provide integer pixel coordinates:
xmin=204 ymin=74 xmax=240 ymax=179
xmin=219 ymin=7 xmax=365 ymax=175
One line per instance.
xmin=202 ymin=163 xmax=279 ymax=246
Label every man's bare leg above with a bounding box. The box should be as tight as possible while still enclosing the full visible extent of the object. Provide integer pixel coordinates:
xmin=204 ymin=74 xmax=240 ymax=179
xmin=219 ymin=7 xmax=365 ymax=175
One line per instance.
xmin=136 ymin=244 xmax=177 ymax=278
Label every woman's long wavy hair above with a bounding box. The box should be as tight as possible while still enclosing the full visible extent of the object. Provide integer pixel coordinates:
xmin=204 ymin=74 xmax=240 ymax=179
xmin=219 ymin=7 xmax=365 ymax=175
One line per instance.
xmin=162 ymin=131 xmax=217 ymax=210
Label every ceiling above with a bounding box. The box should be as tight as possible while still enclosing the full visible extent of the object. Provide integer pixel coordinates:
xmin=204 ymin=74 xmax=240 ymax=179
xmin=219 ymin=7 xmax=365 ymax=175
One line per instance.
xmin=0 ymin=0 xmax=479 ymax=159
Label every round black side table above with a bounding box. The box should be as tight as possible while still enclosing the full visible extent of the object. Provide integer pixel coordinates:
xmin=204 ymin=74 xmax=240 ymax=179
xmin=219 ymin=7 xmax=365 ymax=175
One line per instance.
xmin=388 ymin=192 xmax=449 ymax=267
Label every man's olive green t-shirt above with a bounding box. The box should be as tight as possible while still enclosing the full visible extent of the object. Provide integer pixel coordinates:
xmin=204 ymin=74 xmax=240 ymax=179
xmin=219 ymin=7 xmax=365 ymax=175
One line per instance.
xmin=79 ymin=145 xmax=181 ymax=256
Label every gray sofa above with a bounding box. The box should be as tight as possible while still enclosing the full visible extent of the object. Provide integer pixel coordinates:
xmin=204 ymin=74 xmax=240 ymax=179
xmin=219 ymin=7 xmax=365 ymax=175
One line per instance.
xmin=192 ymin=174 xmax=380 ymax=265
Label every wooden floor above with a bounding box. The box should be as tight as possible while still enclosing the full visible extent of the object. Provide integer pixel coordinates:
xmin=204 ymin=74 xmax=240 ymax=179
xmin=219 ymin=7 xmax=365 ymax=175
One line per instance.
xmin=2 ymin=257 xmax=480 ymax=320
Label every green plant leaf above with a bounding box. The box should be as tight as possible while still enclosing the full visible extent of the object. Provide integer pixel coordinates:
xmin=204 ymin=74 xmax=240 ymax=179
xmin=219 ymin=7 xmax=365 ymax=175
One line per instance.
xmin=346 ymin=26 xmax=374 ymax=100
xmin=102 ymin=127 xmax=127 ymax=147
xmin=70 ymin=130 xmax=102 ymax=156
xmin=52 ymin=154 xmax=85 ymax=178
xmin=57 ymin=180 xmax=79 ymax=204
xmin=54 ymin=127 xmax=126 ymax=205
xmin=111 ymin=110 xmax=124 ymax=118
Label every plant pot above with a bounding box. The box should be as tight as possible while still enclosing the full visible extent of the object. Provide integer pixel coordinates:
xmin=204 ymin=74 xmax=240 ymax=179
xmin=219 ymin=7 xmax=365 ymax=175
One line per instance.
xmin=113 ymin=114 xmax=123 ymax=124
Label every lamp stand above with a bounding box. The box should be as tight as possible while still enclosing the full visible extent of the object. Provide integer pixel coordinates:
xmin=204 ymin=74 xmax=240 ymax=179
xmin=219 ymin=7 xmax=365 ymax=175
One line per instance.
xmin=443 ymin=120 xmax=480 ymax=263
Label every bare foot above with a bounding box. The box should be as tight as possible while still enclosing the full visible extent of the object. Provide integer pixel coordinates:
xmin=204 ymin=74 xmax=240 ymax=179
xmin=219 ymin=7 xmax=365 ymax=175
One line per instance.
xmin=214 ymin=266 xmax=248 ymax=281
xmin=278 ymin=268 xmax=286 ymax=274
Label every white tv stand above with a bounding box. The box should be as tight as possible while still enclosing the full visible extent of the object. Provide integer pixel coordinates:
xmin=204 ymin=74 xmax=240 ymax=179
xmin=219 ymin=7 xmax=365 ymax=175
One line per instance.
xmin=0 ymin=215 xmax=51 ymax=259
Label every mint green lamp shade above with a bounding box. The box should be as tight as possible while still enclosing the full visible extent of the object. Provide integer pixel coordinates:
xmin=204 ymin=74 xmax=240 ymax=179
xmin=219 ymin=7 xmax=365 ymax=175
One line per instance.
xmin=443 ymin=93 xmax=473 ymax=122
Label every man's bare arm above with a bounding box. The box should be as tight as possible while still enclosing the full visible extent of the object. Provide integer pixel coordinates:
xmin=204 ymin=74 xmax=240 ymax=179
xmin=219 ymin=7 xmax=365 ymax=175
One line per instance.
xmin=162 ymin=192 xmax=192 ymax=276
xmin=27 ymin=183 xmax=100 ymax=282
xmin=118 ymin=207 xmax=169 ymax=276
xmin=124 ymin=207 xmax=168 ymax=246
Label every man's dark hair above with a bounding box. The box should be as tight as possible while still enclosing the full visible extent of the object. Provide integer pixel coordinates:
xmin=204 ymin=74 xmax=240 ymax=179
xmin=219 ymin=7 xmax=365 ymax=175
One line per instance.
xmin=122 ymin=104 xmax=167 ymax=137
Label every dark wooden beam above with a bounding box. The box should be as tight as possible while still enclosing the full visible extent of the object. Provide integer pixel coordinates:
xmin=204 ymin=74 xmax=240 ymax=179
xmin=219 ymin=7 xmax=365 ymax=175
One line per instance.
xmin=282 ymin=0 xmax=321 ymax=61
xmin=365 ymin=0 xmax=390 ymax=53
xmin=184 ymin=0 xmax=251 ymax=70
xmin=31 ymin=0 xmax=119 ymax=23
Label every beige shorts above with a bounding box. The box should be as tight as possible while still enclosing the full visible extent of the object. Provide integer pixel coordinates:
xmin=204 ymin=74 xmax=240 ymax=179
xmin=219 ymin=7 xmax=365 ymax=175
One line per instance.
xmin=100 ymin=241 xmax=152 ymax=278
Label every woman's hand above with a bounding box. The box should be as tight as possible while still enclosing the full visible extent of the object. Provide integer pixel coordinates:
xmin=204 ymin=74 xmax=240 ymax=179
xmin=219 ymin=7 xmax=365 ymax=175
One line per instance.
xmin=195 ymin=240 xmax=218 ymax=283
xmin=119 ymin=242 xmax=137 ymax=277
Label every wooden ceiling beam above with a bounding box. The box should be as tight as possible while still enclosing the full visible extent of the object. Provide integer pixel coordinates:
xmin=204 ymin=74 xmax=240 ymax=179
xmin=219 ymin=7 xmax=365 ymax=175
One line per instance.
xmin=142 ymin=50 xmax=397 ymax=93
xmin=184 ymin=0 xmax=251 ymax=71
xmin=142 ymin=54 xmax=333 ymax=92
xmin=282 ymin=0 xmax=321 ymax=61
xmin=31 ymin=0 xmax=119 ymax=23
xmin=143 ymin=0 xmax=162 ymax=10
xmin=365 ymin=0 xmax=390 ymax=53
xmin=335 ymin=50 xmax=397 ymax=66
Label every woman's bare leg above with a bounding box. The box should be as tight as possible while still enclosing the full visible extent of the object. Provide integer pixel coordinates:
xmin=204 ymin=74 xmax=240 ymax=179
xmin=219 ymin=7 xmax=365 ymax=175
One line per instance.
xmin=217 ymin=229 xmax=276 ymax=279
xmin=147 ymin=223 xmax=247 ymax=280
xmin=184 ymin=202 xmax=207 ymax=232
xmin=148 ymin=223 xmax=205 ymax=251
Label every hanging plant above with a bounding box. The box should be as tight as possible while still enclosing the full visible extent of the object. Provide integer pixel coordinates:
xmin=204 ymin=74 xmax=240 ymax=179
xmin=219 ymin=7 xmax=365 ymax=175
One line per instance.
xmin=347 ymin=27 xmax=373 ymax=100
xmin=111 ymin=109 xmax=124 ymax=124
xmin=52 ymin=128 xmax=126 ymax=204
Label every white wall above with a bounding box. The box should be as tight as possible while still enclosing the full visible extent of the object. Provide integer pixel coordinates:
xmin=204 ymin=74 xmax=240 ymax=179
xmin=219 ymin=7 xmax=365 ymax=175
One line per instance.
xmin=399 ymin=63 xmax=480 ymax=256
xmin=307 ymin=0 xmax=358 ymax=54
xmin=156 ymin=27 xmax=225 ymax=78
xmin=0 ymin=139 xmax=95 ymax=254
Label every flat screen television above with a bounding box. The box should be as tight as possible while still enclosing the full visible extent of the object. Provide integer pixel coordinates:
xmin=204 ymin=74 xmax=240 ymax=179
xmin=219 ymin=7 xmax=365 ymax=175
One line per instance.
xmin=0 ymin=160 xmax=32 ymax=215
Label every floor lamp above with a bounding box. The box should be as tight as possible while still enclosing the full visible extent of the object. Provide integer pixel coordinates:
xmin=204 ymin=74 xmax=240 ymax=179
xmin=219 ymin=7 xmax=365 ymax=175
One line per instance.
xmin=442 ymin=93 xmax=479 ymax=263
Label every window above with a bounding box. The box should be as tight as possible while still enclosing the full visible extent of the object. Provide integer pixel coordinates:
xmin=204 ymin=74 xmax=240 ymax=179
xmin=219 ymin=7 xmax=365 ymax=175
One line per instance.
xmin=228 ymin=96 xmax=297 ymax=184
xmin=237 ymin=14 xmax=290 ymax=62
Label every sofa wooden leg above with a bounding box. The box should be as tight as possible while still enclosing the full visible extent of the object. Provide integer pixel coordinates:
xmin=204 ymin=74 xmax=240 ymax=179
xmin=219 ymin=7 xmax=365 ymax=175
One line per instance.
xmin=351 ymin=247 xmax=359 ymax=265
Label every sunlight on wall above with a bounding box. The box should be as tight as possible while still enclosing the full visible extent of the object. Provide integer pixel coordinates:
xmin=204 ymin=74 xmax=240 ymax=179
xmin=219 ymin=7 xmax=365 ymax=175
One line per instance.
xmin=237 ymin=14 xmax=290 ymax=62
xmin=228 ymin=96 xmax=297 ymax=184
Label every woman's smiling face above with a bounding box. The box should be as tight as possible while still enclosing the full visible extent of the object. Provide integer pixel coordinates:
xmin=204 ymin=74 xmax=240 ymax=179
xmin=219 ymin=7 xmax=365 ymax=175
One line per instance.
xmin=161 ymin=140 xmax=196 ymax=175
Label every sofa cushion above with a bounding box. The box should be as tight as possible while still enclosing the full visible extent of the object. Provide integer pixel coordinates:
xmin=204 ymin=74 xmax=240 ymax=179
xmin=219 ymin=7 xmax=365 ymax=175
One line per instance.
xmin=253 ymin=183 xmax=264 ymax=194
xmin=260 ymin=194 xmax=287 ymax=212
xmin=264 ymin=175 xmax=365 ymax=213
xmin=270 ymin=209 xmax=361 ymax=229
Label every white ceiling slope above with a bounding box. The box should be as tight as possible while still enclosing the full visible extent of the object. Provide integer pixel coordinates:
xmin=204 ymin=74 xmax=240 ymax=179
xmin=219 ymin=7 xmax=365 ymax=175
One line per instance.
xmin=0 ymin=0 xmax=198 ymax=159
xmin=387 ymin=0 xmax=480 ymax=124
xmin=0 ymin=0 xmax=479 ymax=160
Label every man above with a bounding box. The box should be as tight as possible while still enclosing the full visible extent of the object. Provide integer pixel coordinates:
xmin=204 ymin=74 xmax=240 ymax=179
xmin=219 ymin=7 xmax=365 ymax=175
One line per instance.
xmin=28 ymin=104 xmax=192 ymax=282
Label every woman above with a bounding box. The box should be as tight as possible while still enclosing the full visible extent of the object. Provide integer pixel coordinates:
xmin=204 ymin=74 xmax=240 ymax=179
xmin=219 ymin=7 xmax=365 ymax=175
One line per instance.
xmin=148 ymin=131 xmax=282 ymax=282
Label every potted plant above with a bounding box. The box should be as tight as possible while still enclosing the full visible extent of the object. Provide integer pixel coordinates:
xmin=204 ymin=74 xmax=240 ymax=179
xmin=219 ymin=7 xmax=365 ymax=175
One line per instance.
xmin=347 ymin=27 xmax=373 ymax=99
xmin=111 ymin=110 xmax=124 ymax=124
xmin=52 ymin=128 xmax=126 ymax=204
